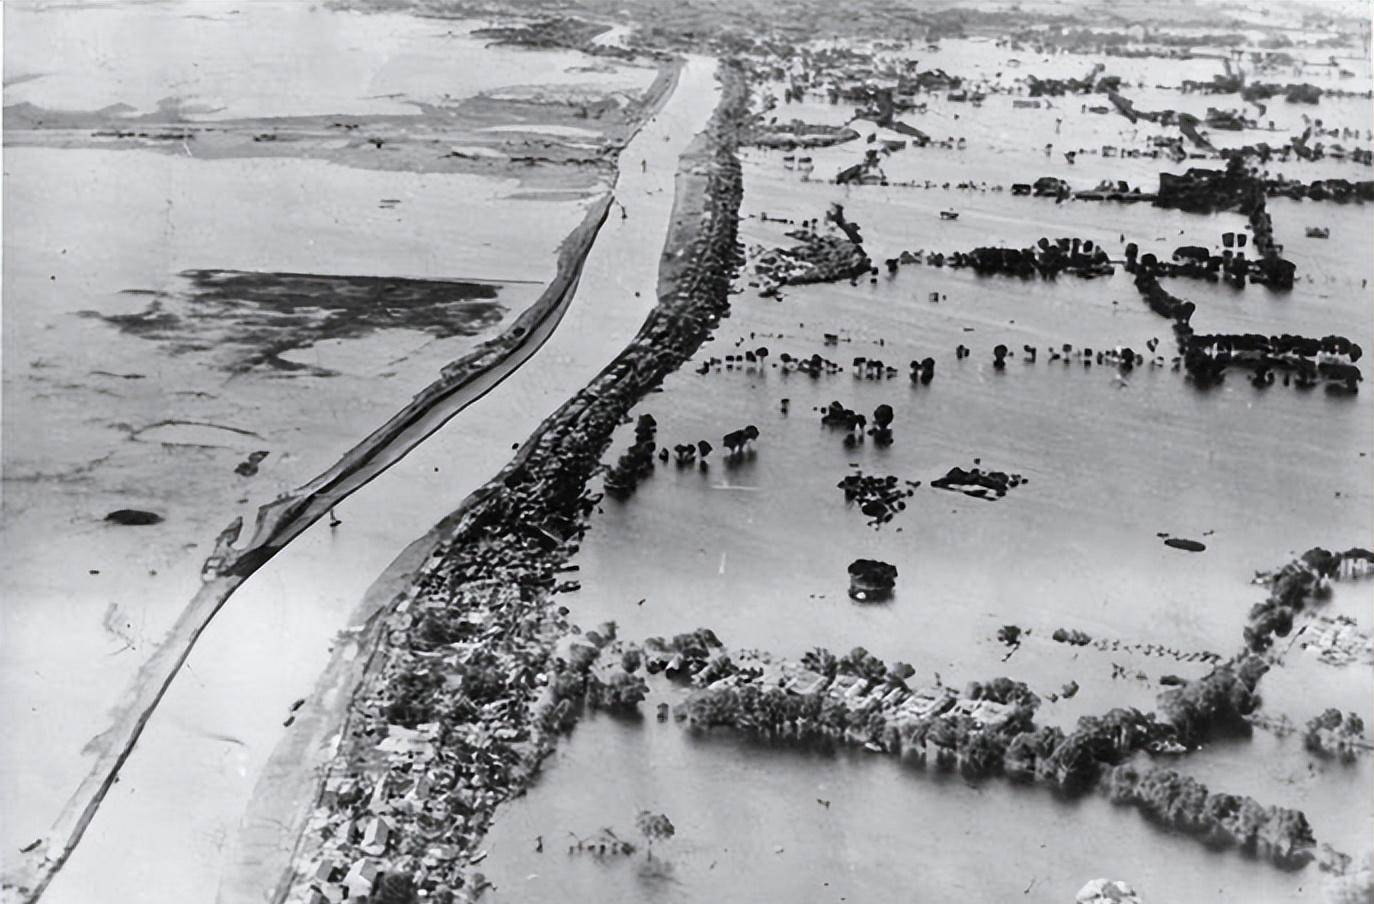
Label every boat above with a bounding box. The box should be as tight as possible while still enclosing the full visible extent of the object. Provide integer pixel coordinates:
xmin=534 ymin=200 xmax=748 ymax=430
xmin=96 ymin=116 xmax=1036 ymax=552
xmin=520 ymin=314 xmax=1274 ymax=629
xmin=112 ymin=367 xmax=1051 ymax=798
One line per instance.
xmin=939 ymin=210 xmax=959 ymax=220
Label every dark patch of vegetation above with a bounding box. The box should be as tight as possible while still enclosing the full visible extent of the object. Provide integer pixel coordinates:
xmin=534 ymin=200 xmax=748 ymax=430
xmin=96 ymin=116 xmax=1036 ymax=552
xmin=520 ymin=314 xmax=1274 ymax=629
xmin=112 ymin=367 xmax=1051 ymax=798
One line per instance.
xmin=88 ymin=271 xmax=506 ymax=373
xmin=1106 ymin=766 xmax=1316 ymax=868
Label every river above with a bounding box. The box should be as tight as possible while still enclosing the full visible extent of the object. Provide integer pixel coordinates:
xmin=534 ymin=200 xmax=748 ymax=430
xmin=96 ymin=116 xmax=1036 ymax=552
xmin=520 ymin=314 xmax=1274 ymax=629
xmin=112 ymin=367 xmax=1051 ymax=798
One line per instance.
xmin=1 ymin=1 xmax=661 ymax=869
xmin=33 ymin=52 xmax=721 ymax=904
xmin=7 ymin=10 xmax=1371 ymax=904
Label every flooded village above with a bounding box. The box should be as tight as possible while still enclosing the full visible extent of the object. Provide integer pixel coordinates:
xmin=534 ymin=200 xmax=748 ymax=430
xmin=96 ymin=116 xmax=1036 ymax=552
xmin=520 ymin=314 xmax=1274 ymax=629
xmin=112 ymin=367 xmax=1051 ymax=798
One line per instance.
xmin=2 ymin=1 xmax=1372 ymax=903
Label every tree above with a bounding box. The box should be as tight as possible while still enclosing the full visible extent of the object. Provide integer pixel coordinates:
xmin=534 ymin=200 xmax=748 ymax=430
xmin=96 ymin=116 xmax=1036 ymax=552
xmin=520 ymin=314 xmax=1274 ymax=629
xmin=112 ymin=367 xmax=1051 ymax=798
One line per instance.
xmin=1158 ymin=664 xmax=1259 ymax=744
xmin=756 ymin=687 xmax=791 ymax=734
xmin=1261 ymin=807 xmax=1315 ymax=865
xmin=371 ymin=872 xmax=419 ymax=904
xmin=1228 ymin=796 xmax=1269 ymax=850
xmin=1104 ymin=763 xmax=1141 ymax=803
xmin=1305 ymin=707 xmax=1345 ymax=752
xmin=887 ymin=661 xmax=916 ymax=689
xmin=1164 ymin=775 xmax=1209 ymax=833
xmin=1029 ymin=725 xmax=1068 ymax=783
xmin=685 ymin=688 xmax=739 ymax=728
xmin=863 ymin=708 xmax=888 ymax=742
xmin=818 ymin=695 xmax=851 ymax=736
xmin=801 ymin=647 xmax=838 ymax=678
xmin=636 ymin=811 xmax=676 ymax=860
xmin=734 ymin=683 xmax=763 ymax=732
xmin=959 ymin=730 xmax=1007 ymax=778
xmin=841 ymin=646 xmax=887 ymax=682
xmin=1202 ymin=790 xmax=1239 ymax=822
xmin=926 ymin=715 xmax=958 ymax=750
xmin=1003 ymin=732 xmax=1042 ymax=781
xmin=588 ymin=670 xmax=649 ymax=711
xmin=1042 ymin=731 xmax=1100 ymax=789
xmin=385 ymin=669 xmax=442 ymax=728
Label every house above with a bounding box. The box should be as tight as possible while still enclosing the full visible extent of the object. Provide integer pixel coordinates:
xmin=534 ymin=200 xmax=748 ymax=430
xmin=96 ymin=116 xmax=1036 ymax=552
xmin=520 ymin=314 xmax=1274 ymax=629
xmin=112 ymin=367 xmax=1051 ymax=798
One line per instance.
xmin=343 ymin=859 xmax=384 ymax=899
xmin=948 ymin=697 xmax=1016 ymax=729
xmin=312 ymin=860 xmax=340 ymax=885
xmin=360 ymin=817 xmax=391 ymax=856
xmin=877 ymin=685 xmax=909 ymax=708
xmin=784 ymin=668 xmax=828 ymax=696
xmin=893 ymin=685 xmax=955 ymax=722
xmin=828 ymin=673 xmax=866 ymax=701
xmin=378 ymin=723 xmax=437 ymax=758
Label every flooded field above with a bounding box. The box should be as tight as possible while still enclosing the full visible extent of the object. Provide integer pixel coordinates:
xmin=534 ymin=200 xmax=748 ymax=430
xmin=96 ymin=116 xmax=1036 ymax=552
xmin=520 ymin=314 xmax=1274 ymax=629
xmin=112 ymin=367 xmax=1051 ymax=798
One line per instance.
xmin=479 ymin=706 xmax=1314 ymax=904
xmin=4 ymin=3 xmax=1371 ymax=903
xmin=473 ymin=23 xmax=1373 ymax=904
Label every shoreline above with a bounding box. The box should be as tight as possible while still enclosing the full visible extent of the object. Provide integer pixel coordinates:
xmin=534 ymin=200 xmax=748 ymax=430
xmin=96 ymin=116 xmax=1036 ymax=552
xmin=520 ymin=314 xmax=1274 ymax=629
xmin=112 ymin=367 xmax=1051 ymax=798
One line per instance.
xmin=6 ymin=5 xmax=1369 ymax=903
xmin=269 ymin=60 xmax=749 ymax=904
xmin=1 ymin=57 xmax=683 ymax=904
xmin=222 ymin=53 xmax=701 ymax=904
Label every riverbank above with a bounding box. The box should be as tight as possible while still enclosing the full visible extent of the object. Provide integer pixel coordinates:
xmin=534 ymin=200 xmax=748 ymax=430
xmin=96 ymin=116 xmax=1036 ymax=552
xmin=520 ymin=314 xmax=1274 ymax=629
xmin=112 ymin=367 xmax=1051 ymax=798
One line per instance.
xmin=2 ymin=43 xmax=683 ymax=904
xmin=1 ymin=193 xmax=613 ymax=904
xmin=272 ymin=60 xmax=748 ymax=904
xmin=15 ymin=49 xmax=721 ymax=904
xmin=8 ymin=4 xmax=1371 ymax=903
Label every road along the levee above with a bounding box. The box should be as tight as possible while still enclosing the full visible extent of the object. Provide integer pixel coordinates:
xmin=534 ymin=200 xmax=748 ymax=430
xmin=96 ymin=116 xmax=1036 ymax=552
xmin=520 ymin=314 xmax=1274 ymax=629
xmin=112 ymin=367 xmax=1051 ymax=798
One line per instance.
xmin=26 ymin=55 xmax=721 ymax=904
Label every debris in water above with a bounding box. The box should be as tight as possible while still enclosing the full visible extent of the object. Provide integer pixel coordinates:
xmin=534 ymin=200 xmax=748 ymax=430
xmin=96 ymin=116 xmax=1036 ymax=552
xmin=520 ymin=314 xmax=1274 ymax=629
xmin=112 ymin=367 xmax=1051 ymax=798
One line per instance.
xmin=105 ymin=509 xmax=163 ymax=526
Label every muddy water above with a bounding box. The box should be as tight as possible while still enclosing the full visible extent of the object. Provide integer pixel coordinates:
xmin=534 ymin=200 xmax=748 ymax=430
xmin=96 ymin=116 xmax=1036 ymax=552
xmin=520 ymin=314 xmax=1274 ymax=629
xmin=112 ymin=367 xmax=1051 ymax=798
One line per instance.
xmin=3 ymin=1 xmax=649 ymax=119
xmin=0 ymin=144 xmax=568 ymax=852
xmin=1 ymin=0 xmax=653 ymax=884
xmin=758 ymin=33 xmax=1371 ymax=190
xmin=0 ymin=145 xmax=576 ymax=848
xmin=478 ymin=703 xmax=1311 ymax=904
xmin=35 ymin=54 xmax=721 ymax=904
xmin=476 ymin=38 xmax=1373 ymax=904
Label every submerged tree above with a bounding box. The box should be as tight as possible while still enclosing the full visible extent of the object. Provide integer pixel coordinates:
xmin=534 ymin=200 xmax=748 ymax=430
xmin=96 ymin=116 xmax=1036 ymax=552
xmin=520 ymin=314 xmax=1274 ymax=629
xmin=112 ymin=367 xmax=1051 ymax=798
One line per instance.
xmin=636 ymin=811 xmax=676 ymax=860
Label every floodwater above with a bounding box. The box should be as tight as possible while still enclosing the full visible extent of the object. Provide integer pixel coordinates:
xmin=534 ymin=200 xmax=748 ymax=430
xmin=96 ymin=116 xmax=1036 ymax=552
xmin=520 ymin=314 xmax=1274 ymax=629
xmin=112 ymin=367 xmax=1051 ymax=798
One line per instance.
xmin=477 ymin=35 xmax=1374 ymax=904
xmin=0 ymin=144 xmax=568 ymax=862
xmin=3 ymin=1 xmax=649 ymax=119
xmin=3 ymin=8 xmax=1369 ymax=903
xmin=0 ymin=0 xmax=649 ymax=886
xmin=34 ymin=52 xmax=721 ymax=904
xmin=479 ymin=703 xmax=1312 ymax=904
xmin=757 ymin=33 xmax=1372 ymax=190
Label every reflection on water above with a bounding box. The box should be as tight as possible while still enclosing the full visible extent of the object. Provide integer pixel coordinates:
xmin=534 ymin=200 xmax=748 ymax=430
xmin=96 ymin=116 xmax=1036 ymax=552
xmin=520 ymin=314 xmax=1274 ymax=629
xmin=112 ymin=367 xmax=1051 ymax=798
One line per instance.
xmin=481 ymin=704 xmax=1316 ymax=903
xmin=482 ymin=36 xmax=1373 ymax=902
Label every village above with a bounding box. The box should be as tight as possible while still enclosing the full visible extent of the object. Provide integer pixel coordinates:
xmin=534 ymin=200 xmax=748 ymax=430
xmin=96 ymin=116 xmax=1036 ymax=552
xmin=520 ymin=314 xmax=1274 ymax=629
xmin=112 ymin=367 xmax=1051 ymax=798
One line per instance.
xmin=3 ymin=3 xmax=1371 ymax=904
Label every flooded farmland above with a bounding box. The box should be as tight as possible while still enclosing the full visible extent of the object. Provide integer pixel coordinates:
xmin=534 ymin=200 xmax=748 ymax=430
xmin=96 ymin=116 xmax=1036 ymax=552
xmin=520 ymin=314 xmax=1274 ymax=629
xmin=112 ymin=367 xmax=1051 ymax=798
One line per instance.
xmin=3 ymin=2 xmax=1371 ymax=904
